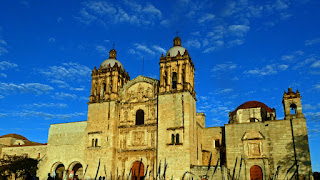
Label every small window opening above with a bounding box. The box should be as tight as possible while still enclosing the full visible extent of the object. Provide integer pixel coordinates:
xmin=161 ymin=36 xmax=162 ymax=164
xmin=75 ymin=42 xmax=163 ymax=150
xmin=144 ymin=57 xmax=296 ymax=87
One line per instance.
xmin=172 ymin=72 xmax=177 ymax=89
xmin=176 ymin=134 xmax=180 ymax=144
xmin=103 ymin=83 xmax=106 ymax=92
xmin=136 ymin=109 xmax=144 ymax=125
xmin=95 ymin=139 xmax=98 ymax=147
xmin=171 ymin=134 xmax=175 ymax=144
xmin=290 ymin=103 xmax=297 ymax=114
xmin=214 ymin=139 xmax=220 ymax=149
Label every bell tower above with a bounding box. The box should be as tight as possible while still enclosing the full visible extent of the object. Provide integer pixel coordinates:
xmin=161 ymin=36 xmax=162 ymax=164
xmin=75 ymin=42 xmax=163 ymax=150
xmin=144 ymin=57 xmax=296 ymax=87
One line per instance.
xmin=89 ymin=49 xmax=130 ymax=102
xmin=159 ymin=36 xmax=195 ymax=97
xmin=282 ymin=87 xmax=304 ymax=120
xmin=158 ymin=37 xmax=198 ymax=178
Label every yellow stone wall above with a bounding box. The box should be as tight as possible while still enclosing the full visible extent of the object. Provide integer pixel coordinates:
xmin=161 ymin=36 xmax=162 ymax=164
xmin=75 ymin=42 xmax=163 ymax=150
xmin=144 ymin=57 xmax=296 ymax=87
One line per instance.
xmin=225 ymin=118 xmax=312 ymax=179
xmin=37 ymin=121 xmax=86 ymax=180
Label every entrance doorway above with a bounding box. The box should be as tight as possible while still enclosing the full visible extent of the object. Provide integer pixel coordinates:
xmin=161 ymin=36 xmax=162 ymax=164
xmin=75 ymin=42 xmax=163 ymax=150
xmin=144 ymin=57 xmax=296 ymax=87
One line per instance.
xmin=72 ymin=163 xmax=83 ymax=180
xmin=55 ymin=164 xmax=65 ymax=180
xmin=131 ymin=161 xmax=144 ymax=180
xmin=250 ymin=165 xmax=263 ymax=180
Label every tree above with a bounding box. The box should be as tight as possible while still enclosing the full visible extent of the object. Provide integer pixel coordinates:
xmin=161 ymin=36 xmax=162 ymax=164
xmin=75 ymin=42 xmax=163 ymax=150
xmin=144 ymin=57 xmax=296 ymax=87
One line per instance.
xmin=0 ymin=155 xmax=39 ymax=180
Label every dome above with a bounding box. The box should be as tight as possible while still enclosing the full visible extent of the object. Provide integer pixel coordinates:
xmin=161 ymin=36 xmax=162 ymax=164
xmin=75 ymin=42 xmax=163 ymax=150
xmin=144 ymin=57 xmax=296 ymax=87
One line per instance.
xmin=100 ymin=59 xmax=124 ymax=70
xmin=235 ymin=101 xmax=273 ymax=112
xmin=0 ymin=133 xmax=28 ymax=140
xmin=100 ymin=49 xmax=124 ymax=70
xmin=166 ymin=36 xmax=187 ymax=57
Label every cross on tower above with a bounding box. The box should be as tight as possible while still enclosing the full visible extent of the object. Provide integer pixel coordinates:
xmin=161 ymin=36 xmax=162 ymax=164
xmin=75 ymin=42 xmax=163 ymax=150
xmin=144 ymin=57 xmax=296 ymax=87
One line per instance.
xmin=112 ymin=43 xmax=115 ymax=49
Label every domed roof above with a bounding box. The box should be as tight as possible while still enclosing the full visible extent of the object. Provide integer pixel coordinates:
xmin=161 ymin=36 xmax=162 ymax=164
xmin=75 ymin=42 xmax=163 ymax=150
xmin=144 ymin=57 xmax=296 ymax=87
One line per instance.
xmin=0 ymin=133 xmax=28 ymax=141
xmin=234 ymin=101 xmax=273 ymax=112
xmin=166 ymin=36 xmax=187 ymax=57
xmin=100 ymin=49 xmax=124 ymax=70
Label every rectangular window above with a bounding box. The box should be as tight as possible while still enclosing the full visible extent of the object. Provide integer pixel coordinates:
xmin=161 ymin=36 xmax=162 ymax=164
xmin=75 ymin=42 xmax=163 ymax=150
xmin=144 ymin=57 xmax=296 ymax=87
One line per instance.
xmin=214 ymin=139 xmax=220 ymax=149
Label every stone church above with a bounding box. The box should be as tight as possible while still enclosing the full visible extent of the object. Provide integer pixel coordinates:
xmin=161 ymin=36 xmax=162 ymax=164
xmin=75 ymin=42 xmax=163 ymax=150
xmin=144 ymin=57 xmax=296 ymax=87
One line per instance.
xmin=0 ymin=37 xmax=312 ymax=180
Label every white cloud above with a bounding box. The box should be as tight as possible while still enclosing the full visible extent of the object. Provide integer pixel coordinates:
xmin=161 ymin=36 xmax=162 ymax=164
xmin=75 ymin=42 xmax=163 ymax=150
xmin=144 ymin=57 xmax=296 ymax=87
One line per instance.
xmin=305 ymin=38 xmax=320 ymax=46
xmin=96 ymin=45 xmax=108 ymax=55
xmin=303 ymin=104 xmax=317 ymax=111
xmin=215 ymin=88 xmax=234 ymax=94
xmin=244 ymin=64 xmax=288 ymax=76
xmin=198 ymin=13 xmax=215 ymax=23
xmin=0 ymin=95 xmax=4 ymax=99
xmin=39 ymin=62 xmax=91 ymax=81
xmin=212 ymin=62 xmax=237 ymax=72
xmin=152 ymin=45 xmax=166 ymax=54
xmin=228 ymin=39 xmax=244 ymax=46
xmin=48 ymin=37 xmax=56 ymax=43
xmin=281 ymin=55 xmax=295 ymax=61
xmin=24 ymin=103 xmax=68 ymax=109
xmin=16 ymin=110 xmax=85 ymax=120
xmin=0 ymin=73 xmax=7 ymax=78
xmin=311 ymin=60 xmax=320 ymax=68
xmin=142 ymin=4 xmax=162 ymax=19
xmin=54 ymin=92 xmax=78 ymax=100
xmin=278 ymin=64 xmax=288 ymax=70
xmin=228 ymin=25 xmax=250 ymax=37
xmin=0 ymin=83 xmax=53 ymax=94
xmin=185 ymin=39 xmax=201 ymax=49
xmin=0 ymin=61 xmax=18 ymax=70
xmin=133 ymin=43 xmax=155 ymax=55
xmin=77 ymin=1 xmax=162 ymax=26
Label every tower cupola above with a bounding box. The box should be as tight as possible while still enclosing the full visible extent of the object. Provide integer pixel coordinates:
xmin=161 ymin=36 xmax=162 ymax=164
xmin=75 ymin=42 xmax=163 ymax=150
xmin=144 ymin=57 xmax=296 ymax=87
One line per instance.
xmin=160 ymin=36 xmax=195 ymax=97
xmin=89 ymin=48 xmax=130 ymax=103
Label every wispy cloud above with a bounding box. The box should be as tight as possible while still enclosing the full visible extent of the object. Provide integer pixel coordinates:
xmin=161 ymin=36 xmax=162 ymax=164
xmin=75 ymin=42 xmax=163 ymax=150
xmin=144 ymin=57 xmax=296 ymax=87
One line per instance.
xmin=39 ymin=62 xmax=91 ymax=81
xmin=305 ymin=37 xmax=320 ymax=46
xmin=53 ymin=92 xmax=87 ymax=101
xmin=0 ymin=61 xmax=18 ymax=70
xmin=0 ymin=83 xmax=53 ymax=95
xmin=23 ymin=103 xmax=68 ymax=109
xmin=76 ymin=1 xmax=162 ymax=26
xmin=311 ymin=61 xmax=320 ymax=68
xmin=9 ymin=110 xmax=86 ymax=120
xmin=212 ymin=62 xmax=237 ymax=72
xmin=215 ymin=88 xmax=234 ymax=94
xmin=198 ymin=13 xmax=215 ymax=23
xmin=228 ymin=25 xmax=250 ymax=37
xmin=48 ymin=37 xmax=56 ymax=43
xmin=244 ymin=64 xmax=288 ymax=76
xmin=133 ymin=43 xmax=155 ymax=55
xmin=0 ymin=40 xmax=8 ymax=56
xmin=152 ymin=45 xmax=166 ymax=54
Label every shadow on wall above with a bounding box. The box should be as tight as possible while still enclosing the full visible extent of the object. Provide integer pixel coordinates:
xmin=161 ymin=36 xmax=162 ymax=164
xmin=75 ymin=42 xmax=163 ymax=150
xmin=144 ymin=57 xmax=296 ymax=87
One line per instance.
xmin=277 ymin=134 xmax=312 ymax=178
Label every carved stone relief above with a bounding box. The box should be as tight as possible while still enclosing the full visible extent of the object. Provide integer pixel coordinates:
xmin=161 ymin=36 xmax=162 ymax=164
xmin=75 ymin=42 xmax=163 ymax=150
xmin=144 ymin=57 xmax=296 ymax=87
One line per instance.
xmin=132 ymin=131 xmax=145 ymax=146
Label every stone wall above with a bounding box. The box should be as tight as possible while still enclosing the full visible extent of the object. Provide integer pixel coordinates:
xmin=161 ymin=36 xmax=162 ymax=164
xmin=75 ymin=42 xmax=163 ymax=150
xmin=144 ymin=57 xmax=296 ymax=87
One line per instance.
xmin=38 ymin=121 xmax=87 ymax=180
xmin=225 ymin=118 xmax=312 ymax=180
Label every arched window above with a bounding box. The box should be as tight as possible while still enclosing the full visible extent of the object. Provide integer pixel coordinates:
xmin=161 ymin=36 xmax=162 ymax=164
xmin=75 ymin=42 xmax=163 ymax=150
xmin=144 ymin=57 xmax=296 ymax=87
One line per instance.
xmin=171 ymin=134 xmax=175 ymax=144
xmin=136 ymin=109 xmax=144 ymax=125
xmin=95 ymin=139 xmax=98 ymax=147
xmin=103 ymin=83 xmax=106 ymax=92
xmin=176 ymin=134 xmax=180 ymax=144
xmin=172 ymin=72 xmax=177 ymax=89
xmin=290 ymin=103 xmax=297 ymax=114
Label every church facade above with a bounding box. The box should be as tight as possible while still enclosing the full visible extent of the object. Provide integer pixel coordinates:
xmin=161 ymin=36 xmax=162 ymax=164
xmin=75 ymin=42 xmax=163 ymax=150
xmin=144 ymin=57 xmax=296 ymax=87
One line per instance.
xmin=0 ymin=37 xmax=312 ymax=180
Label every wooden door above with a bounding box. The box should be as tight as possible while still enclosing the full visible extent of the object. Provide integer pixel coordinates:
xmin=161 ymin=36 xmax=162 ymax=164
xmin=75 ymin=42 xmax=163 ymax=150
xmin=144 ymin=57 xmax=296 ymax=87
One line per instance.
xmin=250 ymin=165 xmax=263 ymax=180
xmin=131 ymin=161 xmax=144 ymax=180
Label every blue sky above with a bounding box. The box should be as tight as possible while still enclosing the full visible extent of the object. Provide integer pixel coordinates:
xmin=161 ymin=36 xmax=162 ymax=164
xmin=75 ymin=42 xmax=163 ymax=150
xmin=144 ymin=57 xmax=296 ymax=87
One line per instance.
xmin=0 ymin=0 xmax=320 ymax=171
